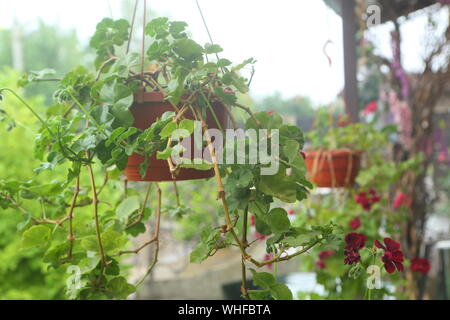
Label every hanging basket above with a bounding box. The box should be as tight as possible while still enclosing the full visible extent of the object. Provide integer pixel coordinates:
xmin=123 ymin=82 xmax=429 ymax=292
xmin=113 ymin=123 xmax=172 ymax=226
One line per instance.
xmin=124 ymin=91 xmax=228 ymax=182
xmin=304 ymin=149 xmax=362 ymax=188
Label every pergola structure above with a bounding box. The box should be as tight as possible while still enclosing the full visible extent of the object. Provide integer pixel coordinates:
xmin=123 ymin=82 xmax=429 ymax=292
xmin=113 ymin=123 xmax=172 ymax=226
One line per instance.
xmin=325 ymin=0 xmax=449 ymax=299
xmin=324 ymin=0 xmax=437 ymax=123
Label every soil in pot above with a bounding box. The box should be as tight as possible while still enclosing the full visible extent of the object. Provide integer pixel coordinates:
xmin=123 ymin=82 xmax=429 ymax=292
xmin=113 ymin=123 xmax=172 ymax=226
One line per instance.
xmin=304 ymin=150 xmax=362 ymax=188
xmin=124 ymin=91 xmax=229 ymax=182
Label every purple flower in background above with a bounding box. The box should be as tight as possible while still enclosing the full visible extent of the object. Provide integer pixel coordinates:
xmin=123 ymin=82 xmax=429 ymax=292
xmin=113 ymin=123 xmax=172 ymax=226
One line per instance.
xmin=389 ymin=91 xmax=412 ymax=150
xmin=391 ymin=31 xmax=410 ymax=101
xmin=434 ymin=128 xmax=450 ymax=163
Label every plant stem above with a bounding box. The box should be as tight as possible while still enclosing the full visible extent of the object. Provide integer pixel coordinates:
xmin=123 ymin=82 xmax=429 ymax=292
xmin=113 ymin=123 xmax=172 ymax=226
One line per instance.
xmin=196 ymin=102 xmax=320 ymax=270
xmin=126 ymin=182 xmax=152 ymax=230
xmin=136 ymin=183 xmax=162 ymax=287
xmin=95 ymin=57 xmax=118 ymax=81
xmin=126 ymin=0 xmax=139 ymax=54
xmin=241 ymin=206 xmax=250 ymax=300
xmin=234 ymin=103 xmax=261 ymax=127
xmin=0 ymin=88 xmax=52 ymax=133
xmin=67 ymin=91 xmax=103 ymax=132
xmin=118 ymin=183 xmax=161 ymax=256
xmin=173 ymin=182 xmax=181 ymax=207
xmin=67 ymin=176 xmax=80 ymax=259
xmin=248 ymin=240 xmax=321 ymax=267
xmin=86 ymin=162 xmax=106 ymax=267
xmin=195 ymin=110 xmax=248 ymax=259
xmin=199 ymin=90 xmax=224 ymax=133
xmin=140 ymin=0 xmax=147 ymax=85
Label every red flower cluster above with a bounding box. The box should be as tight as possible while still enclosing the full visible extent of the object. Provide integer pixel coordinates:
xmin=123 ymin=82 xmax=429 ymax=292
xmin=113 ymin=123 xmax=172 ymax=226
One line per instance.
xmin=364 ymin=101 xmax=378 ymax=115
xmin=344 ymin=233 xmax=366 ymax=265
xmin=255 ymin=232 xmax=266 ymax=240
xmin=393 ymin=192 xmax=411 ymax=210
xmin=437 ymin=151 xmax=447 ymax=163
xmin=375 ymin=238 xmax=404 ymax=274
xmin=355 ymin=189 xmax=381 ymax=211
xmin=411 ymin=258 xmax=431 ymax=275
xmin=250 ymin=215 xmax=256 ymax=227
xmin=316 ymin=250 xmax=335 ymax=269
xmin=349 ymin=217 xmax=361 ymax=230
xmin=288 ymin=209 xmax=296 ymax=216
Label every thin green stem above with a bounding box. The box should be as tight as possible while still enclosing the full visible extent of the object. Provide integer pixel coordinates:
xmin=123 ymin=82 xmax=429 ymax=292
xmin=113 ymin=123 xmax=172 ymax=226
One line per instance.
xmin=68 ymin=176 xmax=80 ymax=259
xmin=87 ymin=162 xmax=106 ymax=268
xmin=67 ymin=91 xmax=101 ymax=130
xmin=0 ymin=88 xmax=52 ymax=134
xmin=199 ymin=90 xmax=224 ymax=132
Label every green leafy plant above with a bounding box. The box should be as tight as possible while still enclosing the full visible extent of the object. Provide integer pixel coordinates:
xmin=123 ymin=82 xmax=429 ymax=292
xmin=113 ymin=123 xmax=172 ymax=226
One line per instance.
xmin=0 ymin=14 xmax=342 ymax=300
xmin=306 ymin=108 xmax=394 ymax=151
xmin=294 ymin=124 xmax=423 ymax=300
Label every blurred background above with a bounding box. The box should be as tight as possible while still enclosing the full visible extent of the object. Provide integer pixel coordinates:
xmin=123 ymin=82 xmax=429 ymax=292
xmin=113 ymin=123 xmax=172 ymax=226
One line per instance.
xmin=0 ymin=0 xmax=449 ymax=300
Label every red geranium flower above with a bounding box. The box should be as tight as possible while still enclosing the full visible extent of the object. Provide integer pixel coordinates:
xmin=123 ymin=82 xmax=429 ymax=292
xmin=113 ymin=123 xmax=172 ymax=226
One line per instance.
xmin=375 ymin=238 xmax=404 ymax=274
xmin=355 ymin=190 xmax=381 ymax=211
xmin=319 ymin=250 xmax=335 ymax=260
xmin=255 ymin=232 xmax=266 ymax=240
xmin=437 ymin=151 xmax=447 ymax=163
xmin=344 ymin=250 xmax=361 ymax=265
xmin=288 ymin=209 xmax=296 ymax=216
xmin=266 ymin=111 xmax=274 ymax=115
xmin=345 ymin=232 xmax=367 ymax=251
xmin=393 ymin=192 xmax=411 ymax=210
xmin=364 ymin=101 xmax=378 ymax=115
xmin=349 ymin=217 xmax=361 ymax=230
xmin=316 ymin=260 xmax=326 ymax=269
xmin=343 ymin=233 xmax=366 ymax=265
xmin=316 ymin=250 xmax=334 ymax=269
xmin=250 ymin=215 xmax=256 ymax=227
xmin=411 ymin=258 xmax=431 ymax=275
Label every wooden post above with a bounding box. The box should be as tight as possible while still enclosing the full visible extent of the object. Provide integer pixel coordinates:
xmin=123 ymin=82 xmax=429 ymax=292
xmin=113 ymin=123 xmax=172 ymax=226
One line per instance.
xmin=11 ymin=12 xmax=24 ymax=72
xmin=341 ymin=0 xmax=359 ymax=123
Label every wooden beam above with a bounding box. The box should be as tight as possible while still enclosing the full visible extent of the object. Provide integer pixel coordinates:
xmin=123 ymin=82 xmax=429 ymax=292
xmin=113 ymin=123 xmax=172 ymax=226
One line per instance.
xmin=341 ymin=0 xmax=359 ymax=123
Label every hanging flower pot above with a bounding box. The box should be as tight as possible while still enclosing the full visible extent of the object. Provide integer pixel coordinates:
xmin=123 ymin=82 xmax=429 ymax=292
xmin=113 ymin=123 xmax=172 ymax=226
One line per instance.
xmin=124 ymin=91 xmax=228 ymax=182
xmin=304 ymin=150 xmax=362 ymax=188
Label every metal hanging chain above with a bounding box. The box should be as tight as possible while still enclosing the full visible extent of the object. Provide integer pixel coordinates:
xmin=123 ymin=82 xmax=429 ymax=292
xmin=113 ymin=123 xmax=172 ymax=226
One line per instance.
xmin=106 ymin=0 xmax=114 ymax=18
xmin=126 ymin=0 xmax=139 ymax=54
xmin=141 ymin=0 xmax=147 ymax=85
xmin=195 ymin=0 xmax=220 ymax=62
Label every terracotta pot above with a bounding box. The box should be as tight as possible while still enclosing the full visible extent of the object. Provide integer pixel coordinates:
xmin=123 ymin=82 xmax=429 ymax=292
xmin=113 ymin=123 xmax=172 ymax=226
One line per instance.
xmin=304 ymin=150 xmax=362 ymax=188
xmin=124 ymin=91 xmax=228 ymax=182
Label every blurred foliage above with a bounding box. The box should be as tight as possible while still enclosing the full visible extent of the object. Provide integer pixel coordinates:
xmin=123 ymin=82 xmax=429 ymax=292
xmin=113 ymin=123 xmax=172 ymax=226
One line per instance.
xmin=292 ymin=121 xmax=422 ymax=300
xmin=306 ymin=107 xmax=397 ymax=150
xmin=0 ymin=20 xmax=89 ymax=103
xmin=0 ymin=68 xmax=67 ymax=299
xmin=254 ymin=92 xmax=316 ymax=132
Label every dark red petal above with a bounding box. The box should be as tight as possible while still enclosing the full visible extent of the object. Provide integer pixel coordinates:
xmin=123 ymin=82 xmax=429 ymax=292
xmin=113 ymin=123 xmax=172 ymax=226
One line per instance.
xmin=392 ymin=250 xmax=404 ymax=262
xmin=374 ymin=240 xmax=384 ymax=250
xmin=384 ymin=238 xmax=400 ymax=251
xmin=394 ymin=261 xmax=404 ymax=272
xmin=384 ymin=261 xmax=396 ymax=274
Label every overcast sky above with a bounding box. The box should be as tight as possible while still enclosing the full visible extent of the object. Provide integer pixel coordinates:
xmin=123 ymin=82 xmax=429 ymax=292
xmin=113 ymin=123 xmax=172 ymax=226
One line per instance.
xmin=0 ymin=0 xmax=447 ymax=105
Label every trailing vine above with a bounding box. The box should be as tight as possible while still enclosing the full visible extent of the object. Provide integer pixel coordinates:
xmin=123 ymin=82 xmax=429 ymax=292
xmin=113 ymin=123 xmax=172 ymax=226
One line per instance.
xmin=0 ymin=13 xmax=341 ymax=300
